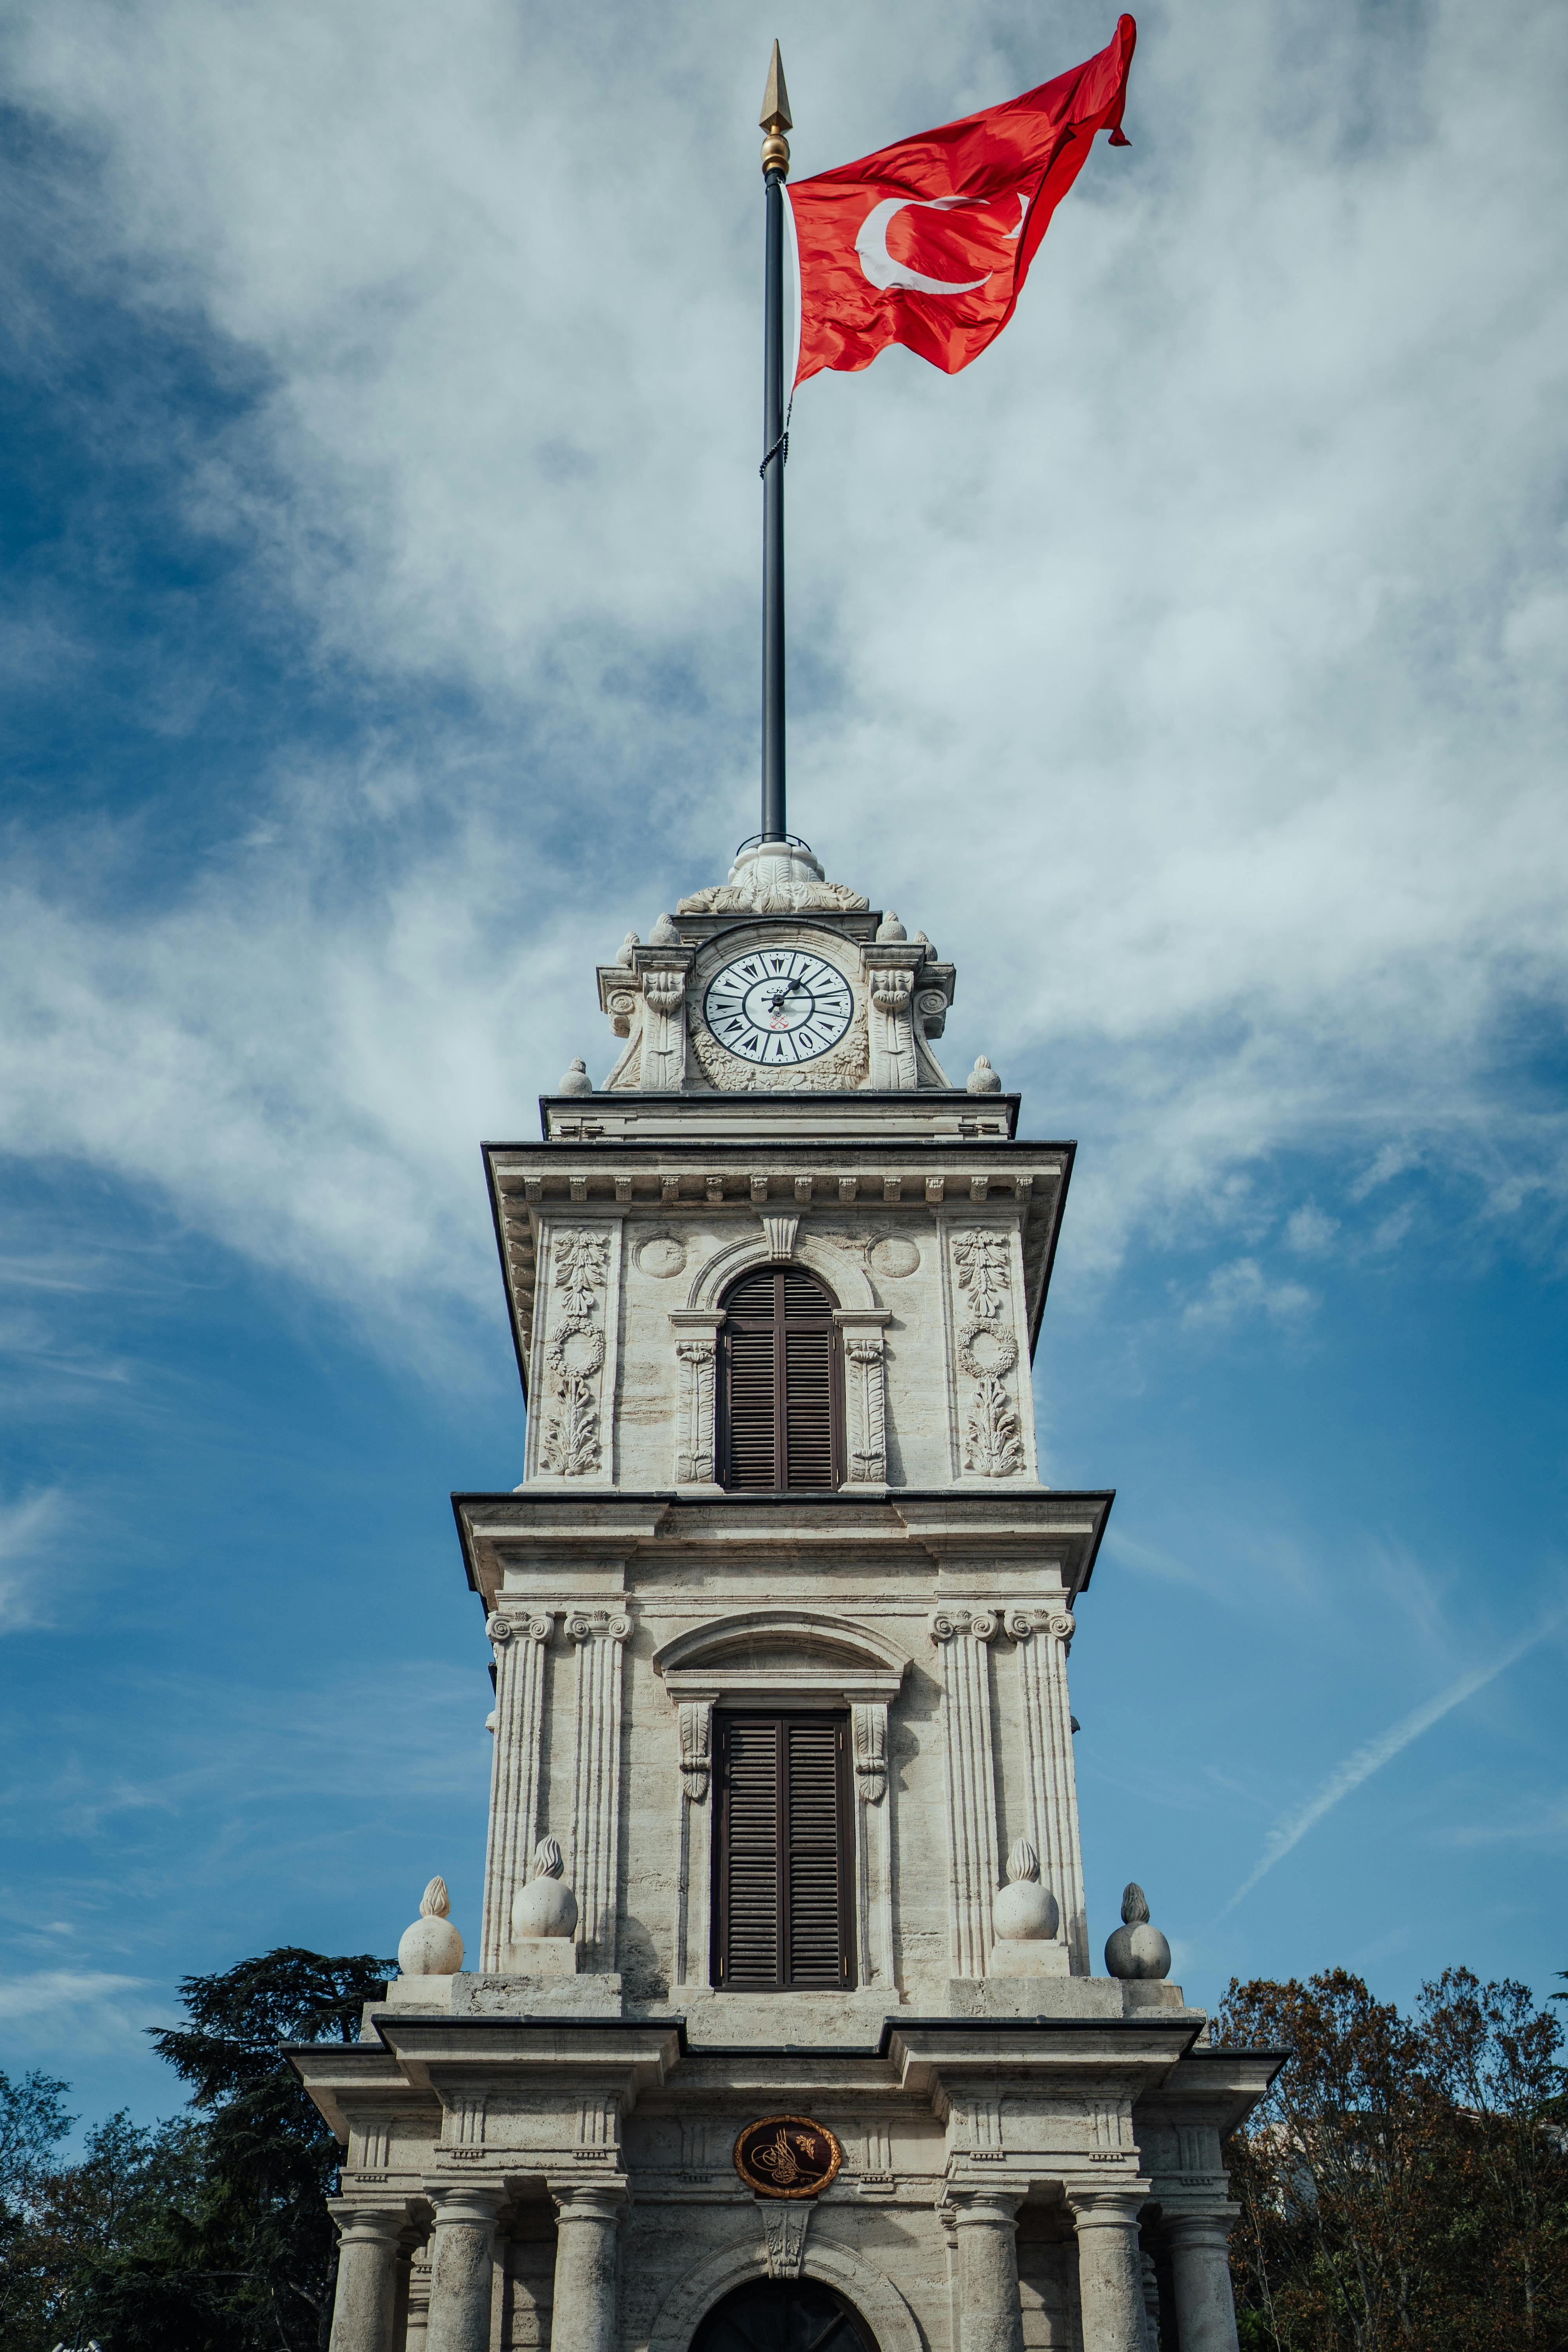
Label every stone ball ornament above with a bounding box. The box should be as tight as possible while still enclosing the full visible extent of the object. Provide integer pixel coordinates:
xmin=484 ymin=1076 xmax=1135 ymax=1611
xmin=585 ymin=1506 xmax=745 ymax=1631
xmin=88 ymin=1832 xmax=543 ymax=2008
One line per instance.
xmin=557 ymin=1056 xmax=593 ymax=1096
xmin=1103 ymin=1882 xmax=1172 ymax=1980
xmin=397 ymin=1876 xmax=465 ymax=1977
xmin=967 ymin=1054 xmax=1002 ymax=1094
xmin=511 ymin=1836 xmax=579 ymax=1940
xmin=993 ymin=1837 xmax=1060 ymax=1942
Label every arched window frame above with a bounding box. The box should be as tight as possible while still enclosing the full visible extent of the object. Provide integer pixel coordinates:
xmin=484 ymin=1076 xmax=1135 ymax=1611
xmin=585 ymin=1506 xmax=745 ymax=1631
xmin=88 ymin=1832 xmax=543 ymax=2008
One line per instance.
xmin=668 ymin=1231 xmax=892 ymax=1494
xmin=717 ymin=1262 xmax=843 ymax=1493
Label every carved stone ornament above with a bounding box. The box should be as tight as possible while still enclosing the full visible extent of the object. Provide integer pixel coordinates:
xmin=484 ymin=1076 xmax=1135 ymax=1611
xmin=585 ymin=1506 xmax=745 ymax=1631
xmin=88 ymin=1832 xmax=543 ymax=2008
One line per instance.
xmin=679 ymin=1702 xmax=711 ymax=1803
xmin=952 ymin=1229 xmax=1026 ymax=1480
xmin=929 ymin=1609 xmax=999 ymax=1644
xmin=757 ymin=2197 xmax=813 ymax=2280
xmin=540 ymin=1229 xmax=612 ymax=1477
xmin=761 ymin=1213 xmax=799 ymax=1260
xmin=852 ymin=1705 xmax=887 ymax=1803
xmin=677 ymin=839 xmax=869 ymax=917
xmin=844 ymin=1334 xmax=887 ymax=1483
xmin=675 ymin=1339 xmax=718 ymax=1483
xmin=733 ymin=2116 xmax=843 ymax=2200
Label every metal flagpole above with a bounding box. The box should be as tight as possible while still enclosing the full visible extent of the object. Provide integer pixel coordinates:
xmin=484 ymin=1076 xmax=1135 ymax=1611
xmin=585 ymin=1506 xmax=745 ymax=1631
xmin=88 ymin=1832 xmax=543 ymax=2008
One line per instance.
xmin=759 ymin=42 xmax=791 ymax=845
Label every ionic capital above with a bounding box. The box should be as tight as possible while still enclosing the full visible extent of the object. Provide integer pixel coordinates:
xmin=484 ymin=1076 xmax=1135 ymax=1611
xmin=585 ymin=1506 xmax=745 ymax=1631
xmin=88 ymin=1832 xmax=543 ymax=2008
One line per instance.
xmin=929 ymin=1607 xmax=999 ymax=1645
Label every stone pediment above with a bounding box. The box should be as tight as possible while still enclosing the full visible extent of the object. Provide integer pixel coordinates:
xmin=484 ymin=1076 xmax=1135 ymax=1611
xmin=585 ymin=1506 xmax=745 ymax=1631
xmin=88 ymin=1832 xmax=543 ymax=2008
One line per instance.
xmin=650 ymin=1608 xmax=908 ymax=1704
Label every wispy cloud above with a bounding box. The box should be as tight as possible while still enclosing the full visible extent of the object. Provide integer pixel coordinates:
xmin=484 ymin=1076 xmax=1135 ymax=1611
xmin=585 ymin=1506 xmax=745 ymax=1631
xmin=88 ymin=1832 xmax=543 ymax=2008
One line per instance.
xmin=1223 ymin=1613 xmax=1565 ymax=1912
xmin=0 ymin=1490 xmax=68 ymax=1633
xmin=1439 ymin=1793 xmax=1568 ymax=1848
xmin=0 ymin=1968 xmax=153 ymax=2056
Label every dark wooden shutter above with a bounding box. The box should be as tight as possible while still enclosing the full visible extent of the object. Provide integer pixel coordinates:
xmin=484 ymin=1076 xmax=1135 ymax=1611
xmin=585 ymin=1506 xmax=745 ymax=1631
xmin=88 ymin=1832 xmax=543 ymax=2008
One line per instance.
xmin=712 ymin=1712 xmax=854 ymax=1991
xmin=720 ymin=1267 xmax=840 ymax=1491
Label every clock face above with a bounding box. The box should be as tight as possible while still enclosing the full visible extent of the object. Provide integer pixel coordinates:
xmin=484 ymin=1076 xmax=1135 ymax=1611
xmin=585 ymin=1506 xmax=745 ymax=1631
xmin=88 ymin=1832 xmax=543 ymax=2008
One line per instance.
xmin=702 ymin=947 xmax=855 ymax=1067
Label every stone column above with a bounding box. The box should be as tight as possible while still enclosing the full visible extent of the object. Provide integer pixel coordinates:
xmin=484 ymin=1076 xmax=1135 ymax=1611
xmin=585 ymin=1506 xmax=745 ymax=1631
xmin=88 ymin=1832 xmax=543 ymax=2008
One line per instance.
xmin=327 ymin=2203 xmax=405 ymax=2352
xmin=672 ymin=1694 xmax=715 ymax=1989
xmin=1007 ymin=1608 xmax=1088 ymax=1973
xmin=479 ymin=1610 xmax=555 ymax=1969
xmin=1070 ymin=2189 xmax=1150 ymax=2352
xmin=549 ymin=2180 xmax=628 ymax=2352
xmin=929 ymin=1607 xmax=1000 ymax=1979
xmin=567 ymin=1607 xmax=632 ymax=1970
xmin=949 ymin=2189 xmax=1025 ymax=2352
xmin=424 ymin=2183 xmax=504 ymax=2352
xmin=1140 ymin=2251 xmax=1161 ymax=2352
xmin=1165 ymin=2211 xmax=1242 ymax=2352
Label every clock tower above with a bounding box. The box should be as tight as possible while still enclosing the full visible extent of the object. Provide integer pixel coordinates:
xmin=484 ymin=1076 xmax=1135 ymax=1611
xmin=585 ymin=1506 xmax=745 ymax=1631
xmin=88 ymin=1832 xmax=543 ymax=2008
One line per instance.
xmin=293 ymin=833 xmax=1279 ymax=2352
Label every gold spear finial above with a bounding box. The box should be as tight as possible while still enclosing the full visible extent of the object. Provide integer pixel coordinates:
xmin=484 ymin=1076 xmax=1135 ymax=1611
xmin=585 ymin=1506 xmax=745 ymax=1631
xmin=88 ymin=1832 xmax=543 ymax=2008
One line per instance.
xmin=759 ymin=40 xmax=791 ymax=178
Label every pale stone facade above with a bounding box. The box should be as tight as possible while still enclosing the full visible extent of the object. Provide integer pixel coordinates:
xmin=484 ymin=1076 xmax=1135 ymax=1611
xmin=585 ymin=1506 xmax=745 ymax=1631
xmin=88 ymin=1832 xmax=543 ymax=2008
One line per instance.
xmin=292 ymin=845 xmax=1281 ymax=2352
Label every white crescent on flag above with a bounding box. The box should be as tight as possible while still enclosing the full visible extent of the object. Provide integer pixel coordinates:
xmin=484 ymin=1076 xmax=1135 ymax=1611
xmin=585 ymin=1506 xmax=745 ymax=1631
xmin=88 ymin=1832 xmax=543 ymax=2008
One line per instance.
xmin=853 ymin=192 xmax=1029 ymax=297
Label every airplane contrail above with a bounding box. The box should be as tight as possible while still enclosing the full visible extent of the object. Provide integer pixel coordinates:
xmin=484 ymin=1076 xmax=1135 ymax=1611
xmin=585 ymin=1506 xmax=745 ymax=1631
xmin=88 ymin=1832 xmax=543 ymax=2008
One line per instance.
xmin=1222 ymin=1613 xmax=1562 ymax=1914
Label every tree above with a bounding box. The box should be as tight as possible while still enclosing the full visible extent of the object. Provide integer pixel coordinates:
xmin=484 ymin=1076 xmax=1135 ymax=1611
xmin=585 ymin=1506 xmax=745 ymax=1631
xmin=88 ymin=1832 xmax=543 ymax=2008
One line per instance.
xmin=1218 ymin=1967 xmax=1568 ymax=2352
xmin=145 ymin=1946 xmax=395 ymax=2352
xmin=0 ymin=1947 xmax=390 ymax=2352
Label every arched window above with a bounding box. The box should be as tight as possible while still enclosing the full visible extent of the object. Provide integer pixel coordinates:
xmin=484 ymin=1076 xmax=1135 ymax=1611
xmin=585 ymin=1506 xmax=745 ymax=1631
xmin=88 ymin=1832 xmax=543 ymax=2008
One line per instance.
xmin=719 ymin=1265 xmax=841 ymax=1491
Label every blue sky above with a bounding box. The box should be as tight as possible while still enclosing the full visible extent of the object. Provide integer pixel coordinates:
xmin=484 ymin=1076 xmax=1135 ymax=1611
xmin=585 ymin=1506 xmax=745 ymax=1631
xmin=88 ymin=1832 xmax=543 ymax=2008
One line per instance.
xmin=1 ymin=0 xmax=1565 ymax=2138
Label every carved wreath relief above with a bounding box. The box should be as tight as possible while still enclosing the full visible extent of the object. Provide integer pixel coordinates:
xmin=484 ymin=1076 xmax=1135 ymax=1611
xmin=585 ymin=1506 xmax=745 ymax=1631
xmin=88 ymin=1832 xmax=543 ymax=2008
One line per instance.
xmin=539 ymin=1229 xmax=610 ymax=1476
xmin=952 ymin=1228 xmax=1026 ymax=1478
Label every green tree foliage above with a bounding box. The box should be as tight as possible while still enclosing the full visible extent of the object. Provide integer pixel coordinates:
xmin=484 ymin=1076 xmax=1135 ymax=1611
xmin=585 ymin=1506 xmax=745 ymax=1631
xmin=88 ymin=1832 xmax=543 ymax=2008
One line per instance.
xmin=1220 ymin=1965 xmax=1568 ymax=2352
xmin=0 ymin=1947 xmax=390 ymax=2352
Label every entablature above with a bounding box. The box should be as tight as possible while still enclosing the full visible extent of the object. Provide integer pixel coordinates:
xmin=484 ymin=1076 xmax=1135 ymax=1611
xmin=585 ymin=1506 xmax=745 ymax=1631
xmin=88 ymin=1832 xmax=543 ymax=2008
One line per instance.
xmin=450 ymin=1487 xmax=1113 ymax=1614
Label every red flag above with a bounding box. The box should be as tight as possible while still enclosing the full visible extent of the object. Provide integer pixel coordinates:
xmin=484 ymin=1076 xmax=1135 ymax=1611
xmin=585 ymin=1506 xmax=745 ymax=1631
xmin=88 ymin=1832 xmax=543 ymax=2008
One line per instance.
xmin=785 ymin=17 xmax=1135 ymax=387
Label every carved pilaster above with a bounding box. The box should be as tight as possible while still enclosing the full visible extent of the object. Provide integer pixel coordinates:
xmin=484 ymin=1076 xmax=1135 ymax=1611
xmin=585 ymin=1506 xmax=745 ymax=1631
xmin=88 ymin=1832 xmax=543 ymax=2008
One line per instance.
xmin=851 ymin=1698 xmax=891 ymax=1989
xmin=1005 ymin=1607 xmax=1088 ymax=1973
xmin=668 ymin=1308 xmax=724 ymax=1487
xmin=479 ymin=1611 xmax=555 ymax=1972
xmin=672 ymin=1695 xmax=715 ymax=1989
xmin=944 ymin=1221 xmax=1033 ymax=1482
xmin=866 ymin=947 xmax=920 ymax=1088
xmin=639 ymin=962 xmax=691 ymax=1092
xmin=834 ymin=1306 xmax=892 ymax=1484
xmin=531 ymin=1222 xmax=619 ymax=1482
xmin=566 ymin=1608 xmax=632 ymax=1971
xmin=929 ymin=1608 xmax=1001 ymax=1979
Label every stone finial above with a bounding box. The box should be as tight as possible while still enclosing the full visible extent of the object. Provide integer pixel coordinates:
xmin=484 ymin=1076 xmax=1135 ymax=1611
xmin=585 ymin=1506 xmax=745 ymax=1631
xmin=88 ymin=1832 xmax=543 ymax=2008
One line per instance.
xmin=1104 ymin=1881 xmax=1172 ymax=1980
xmin=511 ymin=1837 xmax=579 ymax=1941
xmin=875 ymin=910 xmax=908 ymax=942
xmin=993 ymin=1836 xmax=1060 ymax=1942
xmin=616 ymin=932 xmax=639 ymax=967
xmin=558 ymin=1056 xmax=593 ymax=1096
xmin=913 ymin=929 xmax=932 ymax=950
xmin=397 ymin=1876 xmax=465 ymax=1977
xmin=967 ymin=1054 xmax=1002 ymax=1094
xmin=649 ymin=911 xmax=681 ymax=945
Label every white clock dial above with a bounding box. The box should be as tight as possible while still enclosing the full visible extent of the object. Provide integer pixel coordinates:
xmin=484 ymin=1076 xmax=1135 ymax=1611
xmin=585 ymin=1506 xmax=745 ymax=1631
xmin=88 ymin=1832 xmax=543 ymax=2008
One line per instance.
xmin=702 ymin=947 xmax=855 ymax=1067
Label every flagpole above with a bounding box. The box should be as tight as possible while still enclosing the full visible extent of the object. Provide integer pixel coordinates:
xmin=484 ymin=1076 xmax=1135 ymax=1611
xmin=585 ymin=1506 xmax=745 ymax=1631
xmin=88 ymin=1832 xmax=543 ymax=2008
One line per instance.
xmin=759 ymin=43 xmax=791 ymax=845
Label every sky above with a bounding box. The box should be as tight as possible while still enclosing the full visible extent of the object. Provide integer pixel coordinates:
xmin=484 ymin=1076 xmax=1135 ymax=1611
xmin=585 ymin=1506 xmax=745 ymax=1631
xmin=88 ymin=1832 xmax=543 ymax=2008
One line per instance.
xmin=1 ymin=0 xmax=1565 ymax=2140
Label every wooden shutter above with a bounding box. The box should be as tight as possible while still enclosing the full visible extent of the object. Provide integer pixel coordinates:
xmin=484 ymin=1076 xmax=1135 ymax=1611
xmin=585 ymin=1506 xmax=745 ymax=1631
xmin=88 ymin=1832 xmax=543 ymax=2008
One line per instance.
xmin=712 ymin=1712 xmax=855 ymax=1991
xmin=720 ymin=1268 xmax=840 ymax=1491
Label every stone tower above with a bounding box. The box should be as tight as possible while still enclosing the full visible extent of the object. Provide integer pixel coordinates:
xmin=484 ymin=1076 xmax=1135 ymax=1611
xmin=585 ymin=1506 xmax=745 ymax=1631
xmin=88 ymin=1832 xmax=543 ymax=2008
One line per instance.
xmin=294 ymin=838 xmax=1279 ymax=2352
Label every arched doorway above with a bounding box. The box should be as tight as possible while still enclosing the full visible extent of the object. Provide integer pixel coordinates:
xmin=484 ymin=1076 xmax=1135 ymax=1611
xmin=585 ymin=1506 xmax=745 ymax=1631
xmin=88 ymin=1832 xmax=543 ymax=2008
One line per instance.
xmin=690 ymin=2278 xmax=879 ymax=2352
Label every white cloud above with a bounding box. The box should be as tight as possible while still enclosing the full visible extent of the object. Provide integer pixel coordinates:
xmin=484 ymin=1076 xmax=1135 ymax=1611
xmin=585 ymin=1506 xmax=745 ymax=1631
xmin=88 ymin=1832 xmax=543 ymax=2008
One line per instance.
xmin=1284 ymin=1203 xmax=1339 ymax=1257
xmin=1181 ymin=1258 xmax=1316 ymax=1331
xmin=0 ymin=0 xmax=1561 ymax=1343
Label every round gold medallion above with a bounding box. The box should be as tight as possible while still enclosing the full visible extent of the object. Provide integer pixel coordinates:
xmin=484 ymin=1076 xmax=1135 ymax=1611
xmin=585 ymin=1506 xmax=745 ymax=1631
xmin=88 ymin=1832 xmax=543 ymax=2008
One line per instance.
xmin=733 ymin=2114 xmax=842 ymax=2199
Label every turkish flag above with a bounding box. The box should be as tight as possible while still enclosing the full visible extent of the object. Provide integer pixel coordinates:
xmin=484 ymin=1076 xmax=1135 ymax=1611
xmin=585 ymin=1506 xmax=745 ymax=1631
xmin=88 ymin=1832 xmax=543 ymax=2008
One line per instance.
xmin=786 ymin=16 xmax=1136 ymax=387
